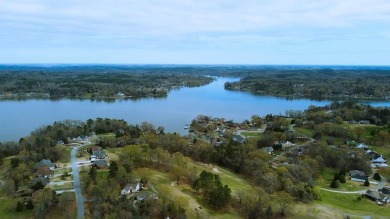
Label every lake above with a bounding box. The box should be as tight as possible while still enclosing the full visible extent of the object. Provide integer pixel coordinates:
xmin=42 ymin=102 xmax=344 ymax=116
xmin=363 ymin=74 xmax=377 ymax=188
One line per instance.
xmin=1 ymin=77 xmax=389 ymax=142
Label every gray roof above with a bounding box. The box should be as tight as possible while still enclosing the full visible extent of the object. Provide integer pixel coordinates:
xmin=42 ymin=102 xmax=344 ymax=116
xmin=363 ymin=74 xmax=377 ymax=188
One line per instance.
xmin=232 ymin=135 xmax=246 ymax=143
xmin=94 ymin=160 xmax=108 ymax=168
xmin=136 ymin=190 xmax=152 ymax=202
xmin=35 ymin=159 xmax=56 ymax=169
xmin=349 ymin=170 xmax=366 ymax=177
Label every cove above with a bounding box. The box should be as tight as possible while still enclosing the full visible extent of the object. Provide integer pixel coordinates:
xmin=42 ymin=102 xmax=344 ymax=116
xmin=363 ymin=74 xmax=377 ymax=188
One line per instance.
xmin=1 ymin=77 xmax=389 ymax=142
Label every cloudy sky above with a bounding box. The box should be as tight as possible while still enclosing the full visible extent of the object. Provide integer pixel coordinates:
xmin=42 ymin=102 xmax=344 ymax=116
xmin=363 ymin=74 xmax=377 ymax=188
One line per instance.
xmin=0 ymin=0 xmax=389 ymax=65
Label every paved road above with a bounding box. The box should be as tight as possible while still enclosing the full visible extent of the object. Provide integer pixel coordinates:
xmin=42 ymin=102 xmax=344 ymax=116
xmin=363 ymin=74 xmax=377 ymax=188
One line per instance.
xmin=71 ymin=142 xmax=91 ymax=219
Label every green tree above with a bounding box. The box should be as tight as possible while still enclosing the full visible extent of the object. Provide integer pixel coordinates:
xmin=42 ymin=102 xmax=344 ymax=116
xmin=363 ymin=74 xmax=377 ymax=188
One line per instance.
xmin=193 ymin=171 xmax=231 ymax=208
xmin=89 ymin=167 xmax=97 ymax=181
xmin=373 ymin=172 xmax=381 ymax=181
xmin=10 ymin=158 xmax=20 ymax=169
xmin=15 ymin=201 xmax=23 ymax=212
xmin=364 ymin=178 xmax=370 ymax=187
xmin=109 ymin=161 xmax=118 ymax=177
xmin=330 ymin=180 xmax=340 ymax=188
xmin=339 ymin=174 xmax=346 ymax=183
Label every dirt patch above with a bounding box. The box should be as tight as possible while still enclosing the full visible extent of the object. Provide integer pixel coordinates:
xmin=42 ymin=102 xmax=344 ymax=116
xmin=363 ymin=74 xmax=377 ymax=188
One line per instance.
xmin=212 ymin=167 xmax=221 ymax=173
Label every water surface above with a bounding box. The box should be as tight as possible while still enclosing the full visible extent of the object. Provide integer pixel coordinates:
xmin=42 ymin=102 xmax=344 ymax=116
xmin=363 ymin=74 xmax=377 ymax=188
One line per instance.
xmin=1 ymin=78 xmax=389 ymax=142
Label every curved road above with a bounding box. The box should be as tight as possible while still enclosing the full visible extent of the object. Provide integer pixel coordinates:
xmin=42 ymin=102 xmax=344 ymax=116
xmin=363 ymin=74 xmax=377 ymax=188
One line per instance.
xmin=71 ymin=143 xmax=90 ymax=219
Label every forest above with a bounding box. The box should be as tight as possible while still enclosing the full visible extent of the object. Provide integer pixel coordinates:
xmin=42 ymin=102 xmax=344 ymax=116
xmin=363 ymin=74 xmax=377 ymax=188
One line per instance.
xmin=2 ymin=65 xmax=390 ymax=101
xmin=0 ymin=65 xmax=213 ymax=99
xmin=224 ymin=68 xmax=390 ymax=100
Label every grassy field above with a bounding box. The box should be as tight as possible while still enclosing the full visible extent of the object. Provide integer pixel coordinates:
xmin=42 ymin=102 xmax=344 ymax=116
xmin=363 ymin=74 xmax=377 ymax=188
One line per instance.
xmin=317 ymin=168 xmax=371 ymax=191
xmin=0 ymin=197 xmax=33 ymax=219
xmin=317 ymin=190 xmax=390 ymax=218
xmin=188 ymin=162 xmax=257 ymax=196
xmin=240 ymin=131 xmax=262 ymax=138
xmin=133 ymin=167 xmax=244 ymax=219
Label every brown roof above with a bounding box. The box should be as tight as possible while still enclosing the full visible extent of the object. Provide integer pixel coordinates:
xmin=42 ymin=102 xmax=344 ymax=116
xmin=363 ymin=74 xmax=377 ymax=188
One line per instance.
xmin=35 ymin=166 xmax=54 ymax=177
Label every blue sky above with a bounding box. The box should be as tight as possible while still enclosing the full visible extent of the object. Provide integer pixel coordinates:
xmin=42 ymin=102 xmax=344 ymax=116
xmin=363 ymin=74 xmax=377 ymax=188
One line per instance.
xmin=0 ymin=0 xmax=389 ymax=65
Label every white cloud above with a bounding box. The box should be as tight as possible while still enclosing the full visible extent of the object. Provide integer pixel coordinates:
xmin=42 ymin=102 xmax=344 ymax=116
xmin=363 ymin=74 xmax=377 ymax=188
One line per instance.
xmin=0 ymin=0 xmax=389 ymax=64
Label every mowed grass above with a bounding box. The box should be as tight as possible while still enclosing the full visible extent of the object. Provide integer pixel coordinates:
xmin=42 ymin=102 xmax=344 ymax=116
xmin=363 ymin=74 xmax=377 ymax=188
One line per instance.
xmin=318 ymin=190 xmax=390 ymax=218
xmin=317 ymin=168 xmax=369 ymax=191
xmin=240 ymin=131 xmax=262 ymax=138
xmin=0 ymin=197 xmax=33 ymax=219
xmin=189 ymin=162 xmax=257 ymax=196
xmin=133 ymin=167 xmax=244 ymax=219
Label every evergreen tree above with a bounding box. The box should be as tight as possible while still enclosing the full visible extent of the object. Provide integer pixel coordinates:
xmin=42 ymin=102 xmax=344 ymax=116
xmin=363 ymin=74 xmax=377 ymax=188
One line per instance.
xmin=15 ymin=201 xmax=23 ymax=212
xmin=339 ymin=174 xmax=346 ymax=183
xmin=89 ymin=167 xmax=97 ymax=180
xmin=373 ymin=172 xmax=381 ymax=181
xmin=109 ymin=161 xmax=118 ymax=177
xmin=26 ymin=199 xmax=34 ymax=210
xmin=364 ymin=178 xmax=370 ymax=187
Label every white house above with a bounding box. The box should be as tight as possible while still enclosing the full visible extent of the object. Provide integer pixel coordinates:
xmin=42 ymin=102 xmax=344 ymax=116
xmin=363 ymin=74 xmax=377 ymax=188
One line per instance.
xmin=371 ymin=154 xmax=387 ymax=163
xmin=356 ymin=143 xmax=368 ymax=149
xmin=121 ymin=182 xmax=141 ymax=195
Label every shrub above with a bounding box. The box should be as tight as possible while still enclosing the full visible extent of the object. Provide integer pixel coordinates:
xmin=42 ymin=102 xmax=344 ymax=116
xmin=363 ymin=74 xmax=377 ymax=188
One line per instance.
xmin=330 ymin=180 xmax=340 ymax=188
xmin=364 ymin=178 xmax=370 ymax=187
xmin=373 ymin=172 xmax=381 ymax=181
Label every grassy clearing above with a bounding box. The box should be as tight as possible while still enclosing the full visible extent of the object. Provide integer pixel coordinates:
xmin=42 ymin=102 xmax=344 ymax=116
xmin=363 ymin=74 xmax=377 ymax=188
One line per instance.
xmin=50 ymin=182 xmax=74 ymax=190
xmin=0 ymin=197 xmax=33 ymax=219
xmin=189 ymin=162 xmax=257 ymax=196
xmin=133 ymin=167 xmax=242 ymax=219
xmin=294 ymin=127 xmax=314 ymax=138
xmin=292 ymin=203 xmax=344 ymax=219
xmin=240 ymin=132 xmax=262 ymax=138
xmin=318 ymin=190 xmax=390 ymax=218
xmin=317 ymin=168 xmax=370 ymax=191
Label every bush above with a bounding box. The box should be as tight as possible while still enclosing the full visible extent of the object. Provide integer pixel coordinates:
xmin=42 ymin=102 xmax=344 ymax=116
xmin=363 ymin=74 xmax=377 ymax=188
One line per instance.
xmin=330 ymin=180 xmax=340 ymax=188
xmin=364 ymin=178 xmax=370 ymax=187
xmin=339 ymin=174 xmax=346 ymax=183
xmin=15 ymin=201 xmax=23 ymax=212
xmin=373 ymin=172 xmax=381 ymax=181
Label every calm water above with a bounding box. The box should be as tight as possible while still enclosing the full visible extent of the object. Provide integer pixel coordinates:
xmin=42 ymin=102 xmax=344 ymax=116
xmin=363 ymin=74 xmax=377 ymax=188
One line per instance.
xmin=1 ymin=77 xmax=389 ymax=142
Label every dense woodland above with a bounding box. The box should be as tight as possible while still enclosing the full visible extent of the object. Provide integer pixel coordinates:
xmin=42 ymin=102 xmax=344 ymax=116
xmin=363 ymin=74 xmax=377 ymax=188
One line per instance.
xmin=0 ymin=65 xmax=213 ymax=99
xmin=1 ymin=101 xmax=389 ymax=218
xmin=2 ymin=65 xmax=390 ymax=101
xmin=224 ymin=68 xmax=390 ymax=100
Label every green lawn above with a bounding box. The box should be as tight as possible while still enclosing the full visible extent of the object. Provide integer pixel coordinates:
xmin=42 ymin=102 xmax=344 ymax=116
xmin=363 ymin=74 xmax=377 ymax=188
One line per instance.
xmin=318 ymin=190 xmax=390 ymax=218
xmin=0 ymin=197 xmax=33 ymax=219
xmin=133 ymin=167 xmax=243 ymax=219
xmin=294 ymin=127 xmax=314 ymax=138
xmin=317 ymin=168 xmax=368 ymax=191
xmin=189 ymin=163 xmax=258 ymax=196
xmin=240 ymin=132 xmax=262 ymax=138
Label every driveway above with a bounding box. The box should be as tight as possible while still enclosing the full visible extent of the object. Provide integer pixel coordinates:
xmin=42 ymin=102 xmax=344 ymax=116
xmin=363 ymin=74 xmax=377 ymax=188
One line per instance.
xmin=71 ymin=142 xmax=91 ymax=219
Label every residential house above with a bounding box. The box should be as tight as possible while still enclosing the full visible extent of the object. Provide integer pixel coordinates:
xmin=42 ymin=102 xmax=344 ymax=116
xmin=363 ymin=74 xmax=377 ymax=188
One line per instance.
xmin=262 ymin=146 xmax=274 ymax=155
xmin=35 ymin=166 xmax=54 ymax=177
xmin=121 ymin=182 xmax=141 ymax=195
xmin=379 ymin=187 xmax=390 ymax=195
xmin=366 ymin=189 xmax=390 ymax=204
xmin=35 ymin=159 xmax=57 ymax=171
xmin=371 ymin=154 xmax=387 ymax=163
xmin=232 ymin=134 xmax=246 ymax=144
xmin=349 ymin=170 xmax=367 ymax=182
xmin=93 ymin=151 xmax=107 ymax=159
xmin=93 ymin=160 xmax=109 ymax=169
xmin=136 ymin=190 xmax=155 ymax=202
xmin=356 ymin=143 xmax=368 ymax=149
